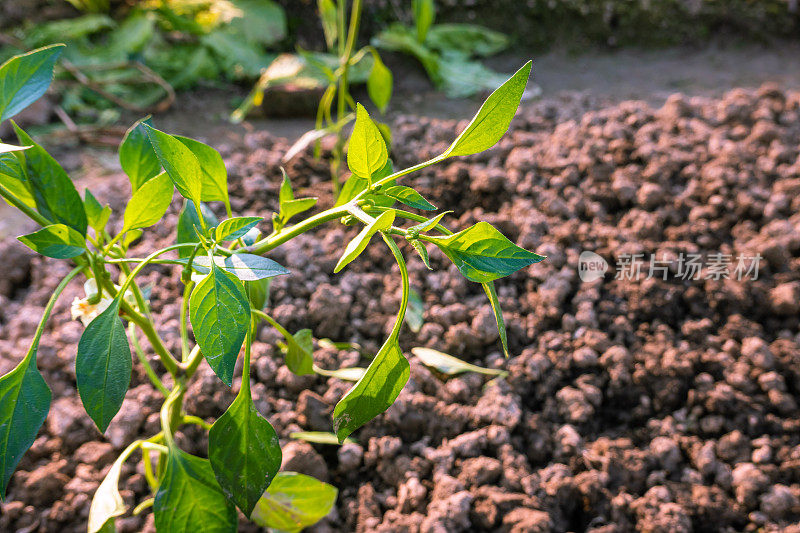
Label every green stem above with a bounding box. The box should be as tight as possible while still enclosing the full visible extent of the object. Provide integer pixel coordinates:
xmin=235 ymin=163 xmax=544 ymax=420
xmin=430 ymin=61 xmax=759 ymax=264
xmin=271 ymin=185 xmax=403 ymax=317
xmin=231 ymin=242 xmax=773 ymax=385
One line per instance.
xmin=128 ymin=323 xmax=170 ymax=396
xmin=159 ymin=385 xmax=184 ymax=448
xmin=246 ymin=204 xmax=350 ymax=255
xmin=381 ymin=234 xmax=410 ymax=340
xmin=241 ymin=321 xmax=252 ymax=396
xmin=24 ymin=266 xmax=84 ymax=364
xmin=180 ymin=280 xmax=194 ymax=363
xmin=0 ymin=182 xmax=51 ymax=227
xmin=367 ymin=206 xmax=454 ymax=235
xmin=183 ymin=345 xmax=204 ymax=378
xmin=181 ymin=415 xmax=212 ymax=430
xmin=251 ymin=309 xmax=293 ymax=342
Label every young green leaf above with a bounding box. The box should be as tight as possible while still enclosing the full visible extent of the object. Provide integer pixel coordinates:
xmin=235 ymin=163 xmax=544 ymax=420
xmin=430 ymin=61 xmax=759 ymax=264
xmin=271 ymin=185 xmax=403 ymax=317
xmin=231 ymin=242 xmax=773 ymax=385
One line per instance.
xmin=483 ymin=281 xmax=509 ymax=358
xmin=190 ymin=263 xmax=250 ymax=386
xmin=412 ymin=0 xmax=435 ymax=43
xmin=76 ymin=298 xmax=132 ymax=432
xmin=423 ymin=221 xmax=545 ymax=283
xmin=441 ymin=61 xmax=531 ymax=158
xmin=250 ymin=472 xmax=338 ymax=533
xmin=143 ymin=124 xmax=203 ymax=207
xmin=209 ymin=387 xmax=282 ymax=516
xmin=17 ymin=223 xmax=86 ymax=258
xmin=405 ymin=288 xmax=424 ymax=333
xmin=281 ymin=198 xmax=318 ymax=222
xmin=346 ymin=104 xmax=388 ymax=182
xmin=410 ymin=239 xmax=431 ymax=269
xmin=334 ymin=210 xmax=395 ymax=273
xmin=83 ymin=190 xmax=112 ymax=235
xmin=174 ymin=135 xmax=230 ymax=209
xmin=312 ymin=365 xmax=366 ymax=382
xmin=12 ymin=123 xmax=87 ymax=235
xmin=246 ymin=278 xmax=271 ymax=312
xmin=332 ymin=339 xmax=409 ymax=442
xmin=215 ymin=216 xmax=261 ymax=242
xmin=290 ymin=431 xmax=357 ymax=445
xmin=153 ymin=448 xmax=237 ymax=533
xmin=318 ymin=0 xmax=338 ymax=48
xmin=335 ymin=159 xmax=395 ymax=207
xmin=176 ymin=200 xmax=218 ymax=258
xmin=279 ymin=169 xmax=293 ymax=204
xmin=0 ymin=44 xmax=65 ymax=122
xmin=121 ymin=172 xmax=173 ymax=232
xmin=0 ymin=346 xmax=51 ymax=500
xmin=367 ymin=55 xmax=393 ymax=114
xmin=119 ymin=118 xmax=161 ymax=192
xmin=285 ymin=329 xmax=314 ymax=376
xmin=88 ymin=446 xmax=130 ymax=533
xmin=411 ymin=347 xmax=508 ymax=377
xmin=382 ymin=185 xmax=435 ymax=210
xmin=188 ymin=254 xmax=290 ymax=282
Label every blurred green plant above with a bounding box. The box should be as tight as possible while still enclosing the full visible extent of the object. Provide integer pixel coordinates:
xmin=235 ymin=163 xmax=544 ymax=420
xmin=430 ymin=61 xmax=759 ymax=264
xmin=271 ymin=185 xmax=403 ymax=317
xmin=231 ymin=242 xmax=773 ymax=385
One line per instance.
xmin=1 ymin=0 xmax=288 ymax=123
xmin=373 ymin=0 xmax=532 ymax=98
xmin=233 ymin=0 xmax=393 ymax=198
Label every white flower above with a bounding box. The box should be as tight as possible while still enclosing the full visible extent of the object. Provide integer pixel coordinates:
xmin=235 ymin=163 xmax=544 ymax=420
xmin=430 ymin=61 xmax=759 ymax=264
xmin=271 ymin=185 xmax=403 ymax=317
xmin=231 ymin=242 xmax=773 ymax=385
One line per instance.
xmin=70 ymin=279 xmax=136 ymax=326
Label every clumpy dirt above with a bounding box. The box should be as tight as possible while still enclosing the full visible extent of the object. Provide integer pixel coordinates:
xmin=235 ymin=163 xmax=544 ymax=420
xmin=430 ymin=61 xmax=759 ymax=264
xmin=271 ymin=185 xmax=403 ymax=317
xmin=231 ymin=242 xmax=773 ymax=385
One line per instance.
xmin=3 ymin=84 xmax=800 ymax=532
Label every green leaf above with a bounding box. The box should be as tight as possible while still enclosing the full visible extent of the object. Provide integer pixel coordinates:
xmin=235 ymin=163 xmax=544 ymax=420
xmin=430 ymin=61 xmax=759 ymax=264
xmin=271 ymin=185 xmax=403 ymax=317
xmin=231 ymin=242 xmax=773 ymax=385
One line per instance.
xmin=188 ymin=254 xmax=290 ymax=282
xmin=426 ymin=23 xmax=509 ymax=57
xmin=76 ymin=298 xmax=132 ymax=432
xmin=411 ymin=347 xmax=507 ymax=377
xmin=279 ymin=170 xmax=293 ymax=204
xmin=382 ymin=185 xmax=435 ymax=210
xmin=290 ymin=431 xmax=356 ymax=445
xmin=174 ymin=135 xmax=230 ymax=209
xmin=346 ymin=104 xmax=388 ymax=182
xmin=284 ymin=329 xmax=314 ymax=376
xmin=408 ymin=211 xmax=451 ymax=234
xmin=119 ymin=118 xmax=161 ymax=192
xmin=12 ymin=123 xmax=87 ymax=235
xmin=0 ymin=150 xmax=35 ymax=209
xmin=209 ymin=386 xmax=282 ymax=516
xmin=17 ymin=224 xmax=86 ymax=259
xmin=0 ymin=347 xmax=51 ymax=500
xmin=143 ymin=124 xmax=203 ymax=206
xmin=176 ymin=200 xmax=218 ymax=258
xmin=229 ymin=0 xmax=287 ymax=46
xmin=412 ymin=0 xmax=435 ymax=43
xmin=281 ymin=198 xmax=318 ymax=221
xmin=442 ymin=61 xmax=531 ymax=157
xmin=215 ymin=216 xmax=261 ymax=242
xmin=405 ymin=288 xmax=424 ymax=333
xmin=483 ymin=281 xmax=509 ymax=358
xmin=84 ymin=189 xmax=112 ymax=235
xmin=332 ymin=339 xmax=409 ymax=442
xmin=423 ymin=221 xmax=545 ymax=283
xmin=121 ymin=172 xmax=173 ymax=232
xmin=333 ymin=210 xmax=395 ymax=273
xmin=0 ymin=44 xmax=64 ymax=123
xmin=335 ymin=159 xmax=395 ymax=207
xmin=190 ymin=263 xmax=250 ymax=386
xmin=313 ymin=365 xmax=366 ymax=382
xmin=410 ymin=239 xmax=431 ymax=269
xmin=250 ymin=472 xmax=338 ymax=533
xmin=153 ymin=448 xmax=237 ymax=533
xmin=318 ymin=0 xmax=338 ymax=48
xmin=367 ymin=55 xmax=392 ymax=114
xmin=87 ymin=447 xmax=128 ymax=533
xmin=246 ymin=278 xmax=270 ymax=312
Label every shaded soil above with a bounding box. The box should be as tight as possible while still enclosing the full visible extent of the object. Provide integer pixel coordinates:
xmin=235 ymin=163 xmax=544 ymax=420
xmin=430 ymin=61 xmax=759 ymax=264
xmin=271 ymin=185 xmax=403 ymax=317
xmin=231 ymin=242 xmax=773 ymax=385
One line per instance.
xmin=3 ymin=84 xmax=800 ymax=532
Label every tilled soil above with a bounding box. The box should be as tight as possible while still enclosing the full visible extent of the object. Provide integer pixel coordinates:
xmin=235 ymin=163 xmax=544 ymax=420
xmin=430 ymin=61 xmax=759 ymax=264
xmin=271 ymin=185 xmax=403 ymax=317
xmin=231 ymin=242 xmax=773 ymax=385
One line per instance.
xmin=2 ymin=85 xmax=800 ymax=532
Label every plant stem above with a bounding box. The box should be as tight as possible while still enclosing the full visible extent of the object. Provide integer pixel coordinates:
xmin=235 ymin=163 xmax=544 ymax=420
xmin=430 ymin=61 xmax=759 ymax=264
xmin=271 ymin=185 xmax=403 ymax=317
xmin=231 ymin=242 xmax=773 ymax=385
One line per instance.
xmin=129 ymin=323 xmax=170 ymax=396
xmin=246 ymin=204 xmax=350 ymax=255
xmin=382 ymin=234 xmax=410 ymax=340
xmin=367 ymin=206 xmax=454 ymax=235
xmin=241 ymin=320 xmax=252 ymax=396
xmin=179 ymin=280 xmax=194 ymax=362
